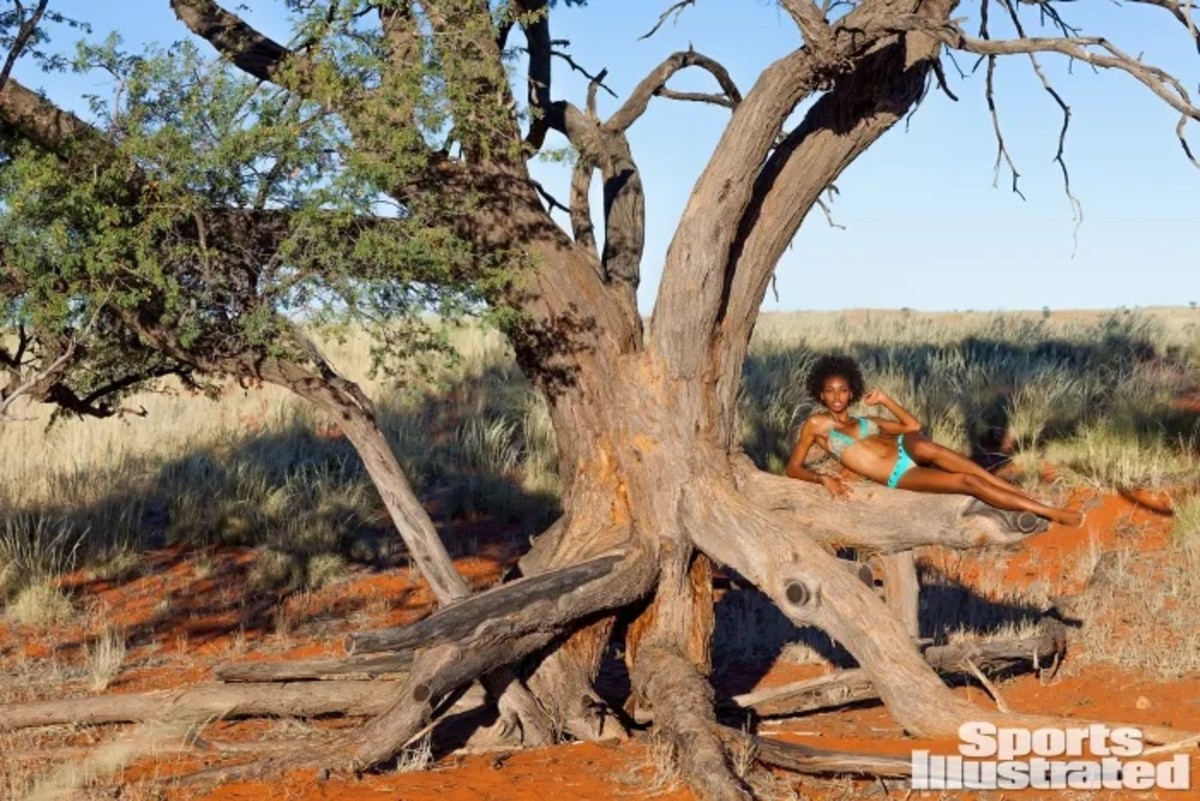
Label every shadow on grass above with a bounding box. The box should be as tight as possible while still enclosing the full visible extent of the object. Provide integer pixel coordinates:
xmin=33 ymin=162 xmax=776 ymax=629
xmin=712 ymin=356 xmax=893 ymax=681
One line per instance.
xmin=0 ymin=363 xmax=562 ymax=652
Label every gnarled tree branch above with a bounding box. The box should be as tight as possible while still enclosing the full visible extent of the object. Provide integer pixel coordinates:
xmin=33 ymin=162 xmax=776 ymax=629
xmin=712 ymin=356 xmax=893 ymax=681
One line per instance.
xmin=0 ymin=0 xmax=50 ymax=88
xmin=730 ymin=455 xmax=1044 ymax=554
xmin=606 ymin=50 xmax=742 ymax=133
xmin=168 ymin=0 xmax=297 ymax=85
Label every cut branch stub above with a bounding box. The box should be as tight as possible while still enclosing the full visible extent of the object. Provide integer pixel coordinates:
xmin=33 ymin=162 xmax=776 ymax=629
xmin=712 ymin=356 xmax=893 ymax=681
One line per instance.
xmin=784 ymin=579 xmax=818 ymax=608
xmin=346 ymin=553 xmax=624 ymax=655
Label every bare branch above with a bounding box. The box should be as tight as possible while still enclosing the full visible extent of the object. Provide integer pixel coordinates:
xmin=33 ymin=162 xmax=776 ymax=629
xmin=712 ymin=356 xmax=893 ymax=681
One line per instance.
xmin=551 ymin=45 xmax=617 ymax=99
xmin=814 ymin=196 xmax=846 ymax=229
xmin=586 ymin=68 xmax=607 ymax=115
xmin=0 ymin=344 xmax=76 ymax=423
xmin=516 ymin=0 xmax=553 ymax=150
xmin=0 ymin=0 xmax=50 ymax=89
xmin=985 ymin=55 xmax=1026 ymax=198
xmin=931 ymin=58 xmax=960 ymax=101
xmin=995 ymin=0 xmax=1083 ymax=237
xmin=941 ymin=30 xmax=1200 ymax=165
xmin=569 ymin=156 xmax=599 ymax=255
xmin=607 ymin=50 xmax=741 ymax=133
xmin=168 ymin=0 xmax=298 ymax=86
xmin=532 ymin=178 xmax=569 ymax=214
xmin=639 ymin=0 xmax=697 ymax=41
xmin=0 ymin=76 xmax=116 ymax=159
xmin=652 ymin=88 xmax=738 ymax=109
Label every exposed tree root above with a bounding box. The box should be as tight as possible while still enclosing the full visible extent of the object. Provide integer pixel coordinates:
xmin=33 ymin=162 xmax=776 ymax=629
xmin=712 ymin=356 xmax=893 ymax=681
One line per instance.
xmin=632 ymin=643 xmax=751 ymax=801
xmin=714 ymin=726 xmax=913 ymax=778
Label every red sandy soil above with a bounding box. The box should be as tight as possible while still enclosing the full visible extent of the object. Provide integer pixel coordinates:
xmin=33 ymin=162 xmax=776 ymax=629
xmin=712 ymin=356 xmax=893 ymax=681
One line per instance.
xmin=3 ymin=491 xmax=1198 ymax=801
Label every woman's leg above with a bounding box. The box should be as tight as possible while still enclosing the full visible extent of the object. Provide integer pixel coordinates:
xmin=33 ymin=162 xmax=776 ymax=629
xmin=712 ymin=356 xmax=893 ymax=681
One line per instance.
xmin=904 ymin=434 xmax=1017 ymax=494
xmin=895 ymin=466 xmax=1082 ymax=527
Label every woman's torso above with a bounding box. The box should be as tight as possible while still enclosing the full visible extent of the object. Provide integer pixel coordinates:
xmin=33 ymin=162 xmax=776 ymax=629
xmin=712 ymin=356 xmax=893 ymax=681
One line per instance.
xmin=813 ymin=415 xmax=900 ymax=484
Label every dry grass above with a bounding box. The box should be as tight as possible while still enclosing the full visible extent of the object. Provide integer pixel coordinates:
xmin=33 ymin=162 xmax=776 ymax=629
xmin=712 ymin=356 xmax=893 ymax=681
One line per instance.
xmin=2 ymin=308 xmax=1195 ymax=597
xmin=1066 ymin=542 xmax=1200 ymax=678
xmin=7 ymin=583 xmax=76 ymax=627
xmin=393 ymin=734 xmax=434 ymax=774
xmin=1172 ymin=494 xmax=1200 ymax=552
xmin=87 ymin=628 xmax=127 ymax=693
xmin=617 ymin=736 xmax=683 ymax=797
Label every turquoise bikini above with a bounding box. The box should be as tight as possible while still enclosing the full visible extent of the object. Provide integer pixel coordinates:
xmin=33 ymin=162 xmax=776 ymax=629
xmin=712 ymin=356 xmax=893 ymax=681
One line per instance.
xmin=827 ymin=417 xmax=917 ymax=489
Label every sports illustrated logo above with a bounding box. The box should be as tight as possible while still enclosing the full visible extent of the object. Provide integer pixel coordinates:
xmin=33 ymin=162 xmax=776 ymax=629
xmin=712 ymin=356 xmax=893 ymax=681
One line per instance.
xmin=911 ymin=722 xmax=1192 ymax=791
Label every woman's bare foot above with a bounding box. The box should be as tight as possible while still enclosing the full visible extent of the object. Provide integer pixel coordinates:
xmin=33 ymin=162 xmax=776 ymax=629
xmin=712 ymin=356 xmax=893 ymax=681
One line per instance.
xmin=1050 ymin=507 xmax=1084 ymax=527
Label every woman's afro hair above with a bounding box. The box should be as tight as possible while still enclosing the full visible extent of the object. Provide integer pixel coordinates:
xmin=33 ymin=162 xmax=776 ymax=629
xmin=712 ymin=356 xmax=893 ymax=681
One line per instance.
xmin=805 ymin=354 xmax=866 ymax=404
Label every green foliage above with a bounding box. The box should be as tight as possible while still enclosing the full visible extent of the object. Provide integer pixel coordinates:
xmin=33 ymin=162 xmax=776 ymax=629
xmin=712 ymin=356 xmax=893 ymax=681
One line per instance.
xmin=0 ymin=4 xmax=90 ymax=75
xmin=2 ymin=31 xmax=504 ymax=414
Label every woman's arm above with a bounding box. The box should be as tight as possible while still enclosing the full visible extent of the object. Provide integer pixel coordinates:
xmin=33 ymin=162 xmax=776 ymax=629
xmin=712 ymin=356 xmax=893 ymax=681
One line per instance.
xmin=861 ymin=389 xmax=922 ymax=435
xmin=785 ymin=419 xmax=852 ymax=499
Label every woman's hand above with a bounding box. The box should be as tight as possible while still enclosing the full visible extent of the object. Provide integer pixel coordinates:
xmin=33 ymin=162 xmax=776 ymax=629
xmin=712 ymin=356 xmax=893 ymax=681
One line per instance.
xmin=821 ymin=475 xmax=852 ymax=500
xmin=861 ymin=388 xmax=888 ymax=406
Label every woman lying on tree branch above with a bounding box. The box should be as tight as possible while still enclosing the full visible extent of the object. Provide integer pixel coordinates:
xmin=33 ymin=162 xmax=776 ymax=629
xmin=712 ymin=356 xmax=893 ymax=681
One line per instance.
xmin=786 ymin=354 xmax=1083 ymax=528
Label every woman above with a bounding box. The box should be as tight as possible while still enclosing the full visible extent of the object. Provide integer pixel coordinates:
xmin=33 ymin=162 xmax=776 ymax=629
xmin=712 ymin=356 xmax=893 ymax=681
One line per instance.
xmin=785 ymin=354 xmax=1083 ymax=527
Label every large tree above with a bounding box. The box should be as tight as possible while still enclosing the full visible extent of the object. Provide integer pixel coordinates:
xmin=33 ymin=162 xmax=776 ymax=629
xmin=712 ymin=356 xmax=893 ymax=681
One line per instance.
xmin=2 ymin=0 xmax=1198 ymax=797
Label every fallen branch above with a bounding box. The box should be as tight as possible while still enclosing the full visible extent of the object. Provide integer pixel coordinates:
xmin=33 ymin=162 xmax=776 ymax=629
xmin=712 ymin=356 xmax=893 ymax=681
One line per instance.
xmin=215 ymin=652 xmax=413 ymax=683
xmin=731 ymin=621 xmax=1067 ymax=717
xmin=0 ymin=681 xmax=391 ymax=732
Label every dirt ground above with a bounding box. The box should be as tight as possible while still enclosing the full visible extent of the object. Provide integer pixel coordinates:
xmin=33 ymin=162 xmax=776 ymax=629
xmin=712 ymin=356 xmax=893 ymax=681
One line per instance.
xmin=2 ymin=489 xmax=1198 ymax=801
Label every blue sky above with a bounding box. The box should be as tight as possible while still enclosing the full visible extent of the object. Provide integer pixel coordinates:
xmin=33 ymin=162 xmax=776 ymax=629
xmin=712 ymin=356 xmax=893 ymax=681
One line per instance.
xmin=14 ymin=1 xmax=1199 ymax=313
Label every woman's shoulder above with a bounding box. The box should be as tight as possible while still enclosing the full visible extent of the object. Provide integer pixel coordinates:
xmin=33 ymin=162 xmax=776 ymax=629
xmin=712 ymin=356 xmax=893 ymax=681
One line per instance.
xmin=802 ymin=412 xmax=834 ymax=432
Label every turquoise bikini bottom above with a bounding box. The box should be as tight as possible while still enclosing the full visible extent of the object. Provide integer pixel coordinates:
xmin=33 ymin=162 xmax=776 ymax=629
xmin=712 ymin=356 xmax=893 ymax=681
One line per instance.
xmin=887 ymin=435 xmax=917 ymax=488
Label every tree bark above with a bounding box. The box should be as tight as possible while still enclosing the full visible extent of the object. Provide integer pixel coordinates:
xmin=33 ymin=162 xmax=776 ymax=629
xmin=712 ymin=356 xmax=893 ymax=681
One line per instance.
xmin=882 ymin=551 xmax=921 ymax=639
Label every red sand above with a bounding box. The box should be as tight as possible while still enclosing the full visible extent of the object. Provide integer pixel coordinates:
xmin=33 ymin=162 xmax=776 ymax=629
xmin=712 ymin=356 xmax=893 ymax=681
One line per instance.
xmin=3 ymin=489 xmax=1197 ymax=801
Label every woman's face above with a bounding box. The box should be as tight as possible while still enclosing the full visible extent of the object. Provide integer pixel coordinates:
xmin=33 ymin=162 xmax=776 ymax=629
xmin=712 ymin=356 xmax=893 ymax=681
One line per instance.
xmin=821 ymin=375 xmax=853 ymax=412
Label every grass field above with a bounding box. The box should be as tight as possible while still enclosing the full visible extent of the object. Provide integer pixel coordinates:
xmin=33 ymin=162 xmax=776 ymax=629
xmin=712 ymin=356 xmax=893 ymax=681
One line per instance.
xmin=2 ymin=307 xmax=1199 ymax=801
xmin=1 ymin=306 xmax=1197 ymax=616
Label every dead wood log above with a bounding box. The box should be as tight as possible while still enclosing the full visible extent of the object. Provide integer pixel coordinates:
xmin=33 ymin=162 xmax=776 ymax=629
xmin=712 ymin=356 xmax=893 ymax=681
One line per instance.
xmin=215 ymin=652 xmax=413 ymax=682
xmin=731 ymin=621 xmax=1067 ymax=718
xmin=345 ymin=553 xmax=625 ymax=655
xmin=0 ymin=682 xmax=391 ymax=732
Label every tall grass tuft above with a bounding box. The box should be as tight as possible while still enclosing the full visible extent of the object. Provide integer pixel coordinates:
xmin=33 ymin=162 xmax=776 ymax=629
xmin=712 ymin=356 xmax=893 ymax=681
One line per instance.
xmin=0 ymin=514 xmax=83 ymax=599
xmin=1174 ymin=495 xmax=1200 ymax=553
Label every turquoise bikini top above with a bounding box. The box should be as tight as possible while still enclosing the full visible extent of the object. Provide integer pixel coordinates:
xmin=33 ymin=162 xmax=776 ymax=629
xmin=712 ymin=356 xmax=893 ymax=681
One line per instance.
xmin=827 ymin=416 xmax=880 ymax=461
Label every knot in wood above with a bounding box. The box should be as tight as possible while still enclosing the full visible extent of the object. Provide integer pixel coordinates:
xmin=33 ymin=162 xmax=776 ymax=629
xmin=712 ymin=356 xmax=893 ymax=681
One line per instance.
xmin=412 ymin=683 xmax=432 ymax=703
xmin=785 ymin=580 xmax=814 ymax=607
